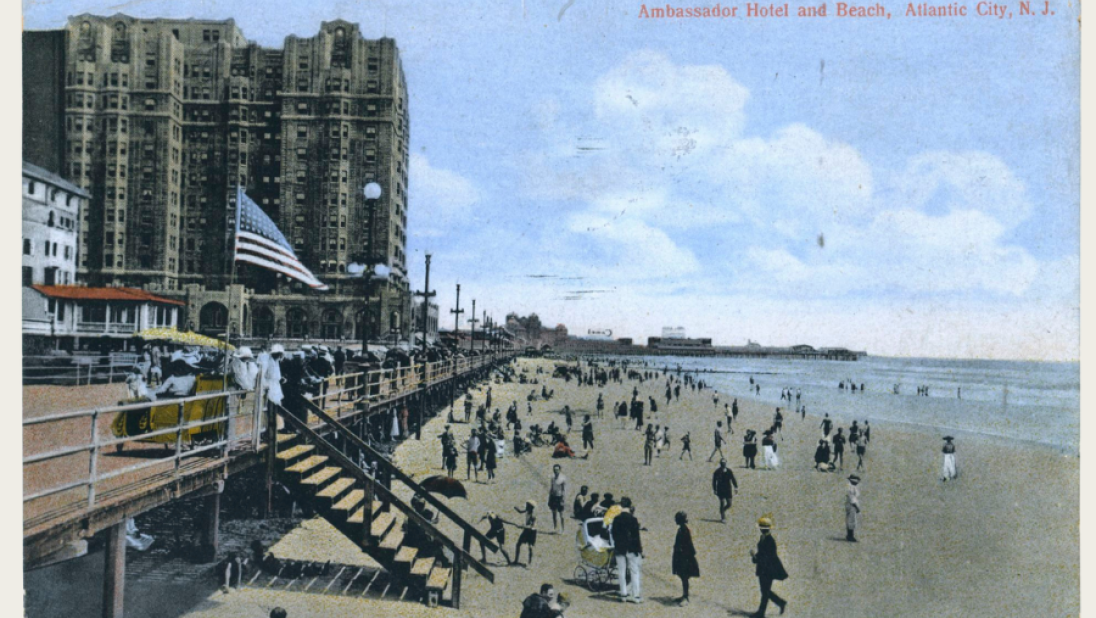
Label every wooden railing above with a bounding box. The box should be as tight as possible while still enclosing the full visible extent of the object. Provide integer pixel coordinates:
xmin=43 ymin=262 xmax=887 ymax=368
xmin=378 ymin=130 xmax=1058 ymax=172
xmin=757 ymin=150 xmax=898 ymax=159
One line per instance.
xmin=274 ymin=404 xmax=495 ymax=608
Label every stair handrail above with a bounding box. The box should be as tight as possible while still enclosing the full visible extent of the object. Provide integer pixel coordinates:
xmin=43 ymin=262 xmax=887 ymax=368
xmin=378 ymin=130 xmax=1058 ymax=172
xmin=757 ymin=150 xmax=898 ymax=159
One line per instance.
xmin=301 ymin=398 xmax=500 ymax=553
xmin=274 ymin=404 xmax=496 ymax=583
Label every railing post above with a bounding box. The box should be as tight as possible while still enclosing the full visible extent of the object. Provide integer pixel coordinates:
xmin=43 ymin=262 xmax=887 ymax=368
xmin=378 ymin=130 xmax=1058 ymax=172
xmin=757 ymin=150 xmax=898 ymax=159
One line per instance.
xmin=361 ymin=476 xmax=375 ymax=549
xmin=101 ymin=521 xmax=126 ymax=618
xmin=88 ymin=410 xmax=99 ymax=509
xmin=252 ymin=372 xmax=265 ymax=452
xmin=452 ymin=549 xmax=464 ymax=609
xmin=265 ymin=403 xmax=277 ymax=517
xmin=174 ymin=402 xmax=184 ymax=471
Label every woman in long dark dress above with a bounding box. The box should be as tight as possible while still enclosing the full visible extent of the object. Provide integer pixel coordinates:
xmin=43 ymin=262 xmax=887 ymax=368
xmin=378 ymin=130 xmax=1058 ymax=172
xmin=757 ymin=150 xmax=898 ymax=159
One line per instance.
xmin=743 ymin=430 xmax=759 ymax=469
xmin=672 ymin=511 xmax=700 ymax=606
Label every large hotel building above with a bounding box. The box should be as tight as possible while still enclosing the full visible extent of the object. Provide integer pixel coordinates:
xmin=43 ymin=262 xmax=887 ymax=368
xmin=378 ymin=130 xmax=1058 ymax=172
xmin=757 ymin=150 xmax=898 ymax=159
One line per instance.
xmin=23 ymin=15 xmax=412 ymax=343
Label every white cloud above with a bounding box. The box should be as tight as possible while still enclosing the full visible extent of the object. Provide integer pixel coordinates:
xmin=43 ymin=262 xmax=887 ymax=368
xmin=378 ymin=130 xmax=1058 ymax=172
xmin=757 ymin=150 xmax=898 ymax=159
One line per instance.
xmin=500 ymin=51 xmax=1072 ymax=358
xmin=407 ymin=153 xmax=481 ymax=237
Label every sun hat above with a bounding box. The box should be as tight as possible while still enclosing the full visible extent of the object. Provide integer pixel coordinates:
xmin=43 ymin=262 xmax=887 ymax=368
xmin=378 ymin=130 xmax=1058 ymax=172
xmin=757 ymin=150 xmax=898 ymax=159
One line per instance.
xmin=236 ymin=346 xmax=254 ymax=359
xmin=848 ymin=474 xmax=861 ymax=483
xmin=270 ymin=344 xmax=285 ymax=354
xmin=757 ymin=515 xmax=774 ymax=530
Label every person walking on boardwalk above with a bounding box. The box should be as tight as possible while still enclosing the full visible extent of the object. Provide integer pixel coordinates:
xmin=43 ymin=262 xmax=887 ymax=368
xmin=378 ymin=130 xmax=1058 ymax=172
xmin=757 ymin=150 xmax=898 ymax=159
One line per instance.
xmin=707 ymin=421 xmax=726 ymax=462
xmin=712 ymin=459 xmax=739 ymax=522
xmin=513 ymin=500 xmax=538 ymax=567
xmin=679 ymin=431 xmax=693 ymax=460
xmin=479 ymin=511 xmax=512 ymax=565
xmin=743 ymin=429 xmax=759 ymax=469
xmin=831 ymin=428 xmax=846 ymax=469
xmin=582 ymin=415 xmax=595 ymax=450
xmin=548 ymin=464 xmax=568 ymax=531
xmin=845 ymin=475 xmax=862 ymax=542
xmin=596 ymin=393 xmax=605 ymax=418
xmin=485 ymin=386 xmax=492 ymax=410
xmin=749 ymin=516 xmax=788 ymax=617
xmin=821 ymin=414 xmax=833 ymax=438
xmin=611 ymin=497 xmax=644 ymax=603
xmin=672 ymin=511 xmax=699 ymax=606
xmin=941 ymin=436 xmax=958 ymax=481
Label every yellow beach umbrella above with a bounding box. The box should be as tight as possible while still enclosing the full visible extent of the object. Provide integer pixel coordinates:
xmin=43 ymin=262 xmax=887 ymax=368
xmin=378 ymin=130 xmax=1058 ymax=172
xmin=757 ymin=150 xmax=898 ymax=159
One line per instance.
xmin=134 ymin=327 xmax=236 ymax=351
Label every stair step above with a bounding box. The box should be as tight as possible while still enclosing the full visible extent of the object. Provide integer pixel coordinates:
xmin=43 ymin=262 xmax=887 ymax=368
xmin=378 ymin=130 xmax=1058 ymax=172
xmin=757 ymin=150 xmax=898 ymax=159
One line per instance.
xmin=276 ymin=444 xmax=314 ymax=461
xmin=276 ymin=433 xmax=297 ymax=444
xmin=378 ymin=527 xmax=404 ymax=550
xmin=410 ymin=557 xmax=435 ymax=577
xmin=369 ymin=511 xmax=396 ymax=537
xmin=301 ymin=466 xmax=341 ymax=486
xmin=426 ymin=567 xmax=451 ymax=591
xmin=394 ymin=546 xmax=418 ymax=565
xmin=332 ymin=489 xmax=365 ymax=513
xmin=285 ymin=455 xmax=329 ymax=475
xmin=372 ymin=500 xmax=383 ymax=514
xmin=316 ymin=477 xmax=355 ymax=500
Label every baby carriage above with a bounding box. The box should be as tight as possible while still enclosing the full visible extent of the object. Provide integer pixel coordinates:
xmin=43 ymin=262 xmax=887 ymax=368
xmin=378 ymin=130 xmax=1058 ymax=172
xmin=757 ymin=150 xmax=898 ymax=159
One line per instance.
xmin=573 ymin=517 xmax=617 ymax=591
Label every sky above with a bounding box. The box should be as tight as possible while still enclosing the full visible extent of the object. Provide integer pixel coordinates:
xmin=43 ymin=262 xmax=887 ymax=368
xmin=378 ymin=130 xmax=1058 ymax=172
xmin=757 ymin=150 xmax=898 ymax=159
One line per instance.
xmin=22 ymin=0 xmax=1081 ymax=360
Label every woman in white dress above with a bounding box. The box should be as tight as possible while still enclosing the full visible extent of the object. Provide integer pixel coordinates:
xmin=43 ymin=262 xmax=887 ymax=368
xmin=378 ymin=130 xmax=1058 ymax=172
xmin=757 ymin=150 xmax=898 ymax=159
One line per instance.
xmin=762 ymin=430 xmax=780 ymax=469
xmin=941 ymin=436 xmax=957 ymax=481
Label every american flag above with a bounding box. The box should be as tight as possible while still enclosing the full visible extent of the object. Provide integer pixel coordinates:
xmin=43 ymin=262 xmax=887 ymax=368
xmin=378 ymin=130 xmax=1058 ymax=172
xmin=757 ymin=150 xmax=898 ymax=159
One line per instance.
xmin=234 ymin=187 xmax=329 ymax=291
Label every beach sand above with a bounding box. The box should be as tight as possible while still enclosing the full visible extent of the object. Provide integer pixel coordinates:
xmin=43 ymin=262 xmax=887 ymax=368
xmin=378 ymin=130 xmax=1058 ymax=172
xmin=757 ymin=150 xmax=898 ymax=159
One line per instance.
xmin=164 ymin=357 xmax=1077 ymax=617
xmin=390 ymin=358 xmax=1079 ymax=618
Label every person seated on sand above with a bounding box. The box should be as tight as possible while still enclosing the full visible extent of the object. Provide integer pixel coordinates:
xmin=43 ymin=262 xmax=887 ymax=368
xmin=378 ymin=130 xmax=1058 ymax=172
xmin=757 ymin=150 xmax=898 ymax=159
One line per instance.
xmin=814 ymin=439 xmax=832 ymax=471
xmin=552 ymin=437 xmax=588 ymax=459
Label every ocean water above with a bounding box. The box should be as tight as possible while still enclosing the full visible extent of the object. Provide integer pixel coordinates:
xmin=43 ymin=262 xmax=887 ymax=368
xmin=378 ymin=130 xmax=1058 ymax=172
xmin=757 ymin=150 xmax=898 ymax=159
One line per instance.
xmin=631 ymin=355 xmax=1080 ymax=455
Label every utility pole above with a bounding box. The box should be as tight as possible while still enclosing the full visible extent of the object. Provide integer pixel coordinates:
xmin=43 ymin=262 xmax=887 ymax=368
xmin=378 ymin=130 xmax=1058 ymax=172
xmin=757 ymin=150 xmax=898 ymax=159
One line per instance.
xmin=413 ymin=254 xmax=435 ymax=440
xmin=468 ymin=300 xmax=479 ymax=353
xmin=450 ymin=284 xmax=464 ymax=342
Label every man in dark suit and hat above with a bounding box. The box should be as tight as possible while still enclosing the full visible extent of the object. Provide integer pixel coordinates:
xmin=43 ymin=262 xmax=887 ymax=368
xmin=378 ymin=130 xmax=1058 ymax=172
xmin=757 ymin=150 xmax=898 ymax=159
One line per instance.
xmin=749 ymin=515 xmax=788 ymax=617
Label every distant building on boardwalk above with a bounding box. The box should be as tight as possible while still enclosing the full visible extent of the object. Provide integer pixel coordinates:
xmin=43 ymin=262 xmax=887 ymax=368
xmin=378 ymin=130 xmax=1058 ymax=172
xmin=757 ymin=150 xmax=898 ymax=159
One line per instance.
xmin=23 ymin=15 xmax=411 ymax=343
xmin=411 ymin=299 xmax=439 ymax=345
xmin=661 ymin=326 xmax=687 ymax=339
xmin=23 ymin=162 xmax=87 ymax=288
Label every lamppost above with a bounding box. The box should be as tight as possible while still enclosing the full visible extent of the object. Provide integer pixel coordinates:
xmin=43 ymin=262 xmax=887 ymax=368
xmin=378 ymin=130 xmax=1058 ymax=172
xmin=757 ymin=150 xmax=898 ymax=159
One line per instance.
xmin=412 ymin=253 xmax=435 ymax=440
xmin=355 ymin=182 xmax=389 ymax=353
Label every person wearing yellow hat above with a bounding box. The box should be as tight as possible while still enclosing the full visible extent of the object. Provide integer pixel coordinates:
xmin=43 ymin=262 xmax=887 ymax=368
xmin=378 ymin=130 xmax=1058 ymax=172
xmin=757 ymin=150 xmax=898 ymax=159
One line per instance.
xmin=749 ymin=515 xmax=788 ymax=616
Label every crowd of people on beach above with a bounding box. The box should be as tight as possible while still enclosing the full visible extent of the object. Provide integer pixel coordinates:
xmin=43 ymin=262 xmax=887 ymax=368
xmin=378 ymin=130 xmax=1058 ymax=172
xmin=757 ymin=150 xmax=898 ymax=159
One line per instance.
xmin=438 ymin=357 xmax=969 ymax=618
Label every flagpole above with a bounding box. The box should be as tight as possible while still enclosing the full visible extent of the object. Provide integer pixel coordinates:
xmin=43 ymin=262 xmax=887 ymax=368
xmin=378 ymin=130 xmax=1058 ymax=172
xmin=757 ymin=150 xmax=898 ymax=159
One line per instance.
xmin=223 ymin=186 xmax=243 ymax=390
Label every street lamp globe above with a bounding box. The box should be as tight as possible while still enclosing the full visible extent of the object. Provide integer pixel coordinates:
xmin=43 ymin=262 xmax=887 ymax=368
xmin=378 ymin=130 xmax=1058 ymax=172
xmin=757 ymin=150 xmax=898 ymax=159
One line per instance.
xmin=363 ymin=182 xmax=382 ymax=200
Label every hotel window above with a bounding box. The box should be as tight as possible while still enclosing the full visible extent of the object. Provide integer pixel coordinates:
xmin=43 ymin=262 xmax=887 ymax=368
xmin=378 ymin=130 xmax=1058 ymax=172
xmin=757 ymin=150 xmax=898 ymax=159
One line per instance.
xmin=22 ymin=239 xmax=31 ymax=255
xmin=22 ymin=267 xmax=33 ymax=286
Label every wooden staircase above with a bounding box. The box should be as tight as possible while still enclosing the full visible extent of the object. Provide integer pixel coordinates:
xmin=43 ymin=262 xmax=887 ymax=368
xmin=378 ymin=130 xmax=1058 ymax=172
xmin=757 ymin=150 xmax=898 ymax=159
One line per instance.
xmin=274 ymin=430 xmax=457 ymax=605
